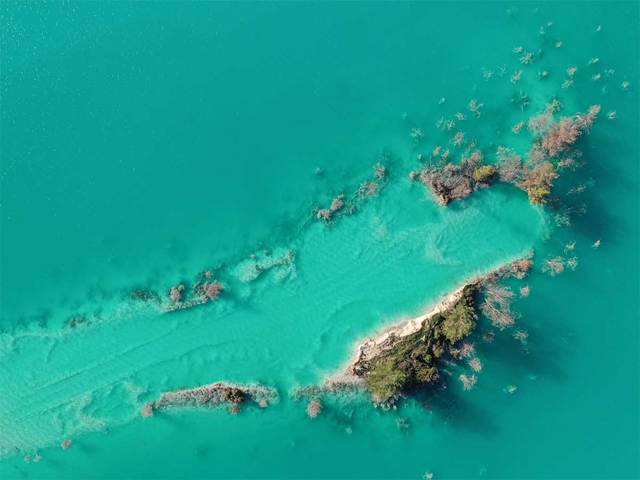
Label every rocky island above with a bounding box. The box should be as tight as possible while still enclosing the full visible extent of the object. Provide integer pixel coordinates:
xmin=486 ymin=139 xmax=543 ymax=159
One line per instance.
xmin=141 ymin=382 xmax=278 ymax=417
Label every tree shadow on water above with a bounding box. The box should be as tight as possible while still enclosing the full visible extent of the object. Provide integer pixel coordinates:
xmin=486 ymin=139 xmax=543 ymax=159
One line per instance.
xmin=410 ymin=378 xmax=500 ymax=438
xmin=478 ymin=325 xmax=569 ymax=384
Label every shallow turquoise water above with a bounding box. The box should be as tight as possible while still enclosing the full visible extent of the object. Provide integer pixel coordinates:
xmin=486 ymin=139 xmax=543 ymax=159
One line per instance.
xmin=1 ymin=2 xmax=638 ymax=478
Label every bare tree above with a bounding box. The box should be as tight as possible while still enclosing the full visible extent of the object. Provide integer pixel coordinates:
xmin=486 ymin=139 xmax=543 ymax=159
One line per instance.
xmin=459 ymin=374 xmax=477 ymax=391
xmin=306 ymin=399 xmax=323 ymax=419
xmin=543 ymin=256 xmax=565 ymax=276
xmin=481 ymin=283 xmax=517 ymax=329
xmin=468 ymin=357 xmax=483 ymax=372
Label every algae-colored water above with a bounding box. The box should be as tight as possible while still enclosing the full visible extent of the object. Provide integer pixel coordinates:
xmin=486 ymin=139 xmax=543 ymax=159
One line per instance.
xmin=1 ymin=2 xmax=638 ymax=478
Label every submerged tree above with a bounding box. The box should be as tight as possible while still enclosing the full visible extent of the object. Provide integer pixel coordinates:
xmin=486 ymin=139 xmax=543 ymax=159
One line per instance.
xmin=417 ymin=103 xmax=600 ymax=208
xmin=197 ymin=282 xmax=224 ymax=302
xmin=519 ymin=161 xmax=559 ymax=204
xmin=481 ymin=283 xmax=517 ymax=329
xmin=540 ymin=105 xmax=600 ymax=157
xmin=459 ymin=374 xmax=477 ymax=391
xmin=468 ymin=357 xmax=483 ymax=373
xmin=306 ymin=399 xmax=323 ymax=419
xmin=543 ymin=256 xmax=565 ymax=276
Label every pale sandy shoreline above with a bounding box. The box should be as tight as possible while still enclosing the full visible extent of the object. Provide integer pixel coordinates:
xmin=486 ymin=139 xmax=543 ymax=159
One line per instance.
xmin=323 ymin=253 xmax=533 ymax=389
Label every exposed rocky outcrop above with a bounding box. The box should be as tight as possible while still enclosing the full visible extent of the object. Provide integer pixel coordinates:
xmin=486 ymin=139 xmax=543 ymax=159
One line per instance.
xmin=141 ymin=381 xmax=278 ymax=417
xmin=164 ymin=279 xmax=225 ymax=312
xmin=315 ymin=162 xmax=389 ymax=223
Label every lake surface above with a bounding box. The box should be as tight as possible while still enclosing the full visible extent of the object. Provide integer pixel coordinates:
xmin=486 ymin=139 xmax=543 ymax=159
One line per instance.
xmin=1 ymin=2 xmax=638 ymax=478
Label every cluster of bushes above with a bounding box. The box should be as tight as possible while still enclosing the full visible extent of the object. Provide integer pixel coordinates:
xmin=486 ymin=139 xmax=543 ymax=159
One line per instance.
xmin=412 ymin=151 xmax=497 ymax=205
xmin=415 ymin=105 xmax=600 ymax=207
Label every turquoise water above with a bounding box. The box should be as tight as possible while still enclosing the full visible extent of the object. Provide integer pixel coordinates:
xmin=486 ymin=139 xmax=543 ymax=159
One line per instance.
xmin=1 ymin=2 xmax=638 ymax=478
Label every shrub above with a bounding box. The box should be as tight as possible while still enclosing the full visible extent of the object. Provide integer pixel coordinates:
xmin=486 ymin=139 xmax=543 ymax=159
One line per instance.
xmin=542 ymin=118 xmax=580 ymax=156
xmin=459 ymin=374 xmax=477 ymax=391
xmin=420 ymin=164 xmax=474 ymax=205
xmin=169 ymin=284 xmax=185 ymax=303
xmin=540 ymin=105 xmax=600 ymax=157
xmin=473 ymin=165 xmax=497 ymax=183
xmin=497 ymin=155 xmax=524 ymax=183
xmin=306 ymin=399 xmax=323 ymax=418
xmin=519 ymin=161 xmax=558 ymax=204
xmin=527 ymin=186 xmax=551 ymax=204
xmin=316 ymin=208 xmax=332 ymax=221
xmin=528 ymin=112 xmax=552 ymax=135
xmin=442 ymin=301 xmax=476 ymax=343
xmin=366 ymin=356 xmax=411 ymax=403
xmin=414 ymin=365 xmax=439 ymax=384
xmin=329 ymin=195 xmax=345 ymax=212
xmin=468 ymin=357 xmax=483 ymax=372
xmin=543 ymin=256 xmax=565 ymax=275
xmin=200 ymin=282 xmax=224 ymax=301
xmin=513 ymin=330 xmax=529 ymax=345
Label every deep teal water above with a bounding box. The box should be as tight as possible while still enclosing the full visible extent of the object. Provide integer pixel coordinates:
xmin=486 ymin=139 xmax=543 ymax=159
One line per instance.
xmin=1 ymin=2 xmax=638 ymax=478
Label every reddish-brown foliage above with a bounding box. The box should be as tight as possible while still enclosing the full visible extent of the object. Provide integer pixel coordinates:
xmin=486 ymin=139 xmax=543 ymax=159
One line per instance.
xmin=169 ymin=284 xmax=185 ymax=303
xmin=542 ymin=118 xmax=581 ymax=156
xmin=519 ymin=161 xmax=559 ymax=204
xmin=201 ymin=282 xmax=224 ymax=301
xmin=528 ymin=112 xmax=552 ymax=135
xmin=468 ymin=357 xmax=483 ymax=372
xmin=420 ymin=164 xmax=474 ymax=205
xmin=306 ymin=399 xmax=323 ymax=418
xmin=540 ymin=105 xmax=600 ymax=157
xmin=497 ymin=154 xmax=524 ymax=183
xmin=542 ymin=256 xmax=565 ymax=276
xmin=330 ymin=195 xmax=345 ymax=212
xmin=316 ymin=209 xmax=332 ymax=221
xmin=481 ymin=283 xmax=517 ymax=329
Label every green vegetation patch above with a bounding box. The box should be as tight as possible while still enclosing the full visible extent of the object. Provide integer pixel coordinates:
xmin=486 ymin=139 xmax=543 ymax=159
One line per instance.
xmin=473 ymin=165 xmax=497 ymax=183
xmin=364 ymin=285 xmax=478 ymax=404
